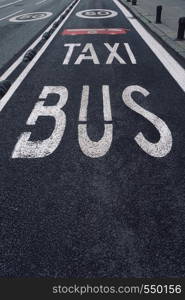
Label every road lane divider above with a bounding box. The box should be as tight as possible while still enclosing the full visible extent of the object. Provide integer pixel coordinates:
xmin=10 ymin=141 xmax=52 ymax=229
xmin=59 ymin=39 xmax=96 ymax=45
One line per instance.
xmin=0 ymin=0 xmax=79 ymax=104
xmin=23 ymin=49 xmax=37 ymax=62
xmin=0 ymin=0 xmax=79 ymax=82
xmin=115 ymin=0 xmax=185 ymax=92
xmin=0 ymin=0 xmax=79 ymax=100
xmin=0 ymin=80 xmax=11 ymax=98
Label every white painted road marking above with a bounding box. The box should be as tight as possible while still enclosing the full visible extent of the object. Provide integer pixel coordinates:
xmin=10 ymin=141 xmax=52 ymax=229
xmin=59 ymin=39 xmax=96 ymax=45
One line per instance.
xmin=36 ymin=0 xmax=47 ymax=5
xmin=78 ymin=124 xmax=113 ymax=158
xmin=0 ymin=1 xmax=78 ymax=81
xmin=78 ymin=84 xmax=172 ymax=158
xmin=0 ymin=0 xmax=80 ymax=112
xmin=79 ymin=86 xmax=112 ymax=122
xmin=76 ymin=9 xmax=118 ymax=19
xmin=62 ymin=28 xmax=130 ymax=36
xmin=9 ymin=11 xmax=53 ymax=22
xmin=0 ymin=0 xmax=23 ymax=9
xmin=75 ymin=43 xmax=100 ymax=65
xmin=12 ymin=84 xmax=172 ymax=159
xmin=113 ymin=0 xmax=185 ymax=92
xmin=78 ymin=85 xmax=113 ymax=158
xmin=63 ymin=43 xmax=137 ymax=65
xmin=78 ymin=85 xmax=90 ymax=122
xmin=63 ymin=44 xmax=81 ymax=65
xmin=0 ymin=9 xmax=24 ymax=22
xmin=12 ymin=86 xmax=68 ymax=158
xmin=12 ymin=85 xmax=113 ymax=159
xmin=124 ymin=43 xmax=137 ymax=64
xmin=105 ymin=43 xmax=126 ymax=64
xmin=103 ymin=85 xmax=112 ymax=122
xmin=122 ymin=86 xmax=172 ymax=158
xmin=0 ymin=0 xmax=181 ymax=159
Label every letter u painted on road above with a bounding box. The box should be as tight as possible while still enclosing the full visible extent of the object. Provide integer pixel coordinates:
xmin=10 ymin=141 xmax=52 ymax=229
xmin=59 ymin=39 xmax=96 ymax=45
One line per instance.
xmin=78 ymin=86 xmax=113 ymax=158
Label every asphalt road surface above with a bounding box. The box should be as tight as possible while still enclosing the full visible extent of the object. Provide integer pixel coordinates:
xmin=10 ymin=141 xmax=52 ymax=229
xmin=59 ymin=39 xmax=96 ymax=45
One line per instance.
xmin=0 ymin=0 xmax=185 ymax=278
xmin=0 ymin=0 xmax=71 ymax=69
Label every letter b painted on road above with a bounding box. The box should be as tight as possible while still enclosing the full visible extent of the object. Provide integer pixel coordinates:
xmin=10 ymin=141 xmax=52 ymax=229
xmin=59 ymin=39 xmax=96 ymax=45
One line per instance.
xmin=12 ymin=86 xmax=68 ymax=158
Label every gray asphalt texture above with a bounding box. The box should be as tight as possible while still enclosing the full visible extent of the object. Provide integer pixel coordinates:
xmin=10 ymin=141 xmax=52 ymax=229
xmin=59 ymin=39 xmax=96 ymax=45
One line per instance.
xmin=0 ymin=0 xmax=185 ymax=278
xmin=0 ymin=0 xmax=71 ymax=69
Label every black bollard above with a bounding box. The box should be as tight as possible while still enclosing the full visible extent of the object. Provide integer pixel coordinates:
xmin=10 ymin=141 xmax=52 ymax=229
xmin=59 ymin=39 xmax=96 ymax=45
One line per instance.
xmin=177 ymin=17 xmax=185 ymax=40
xmin=132 ymin=0 xmax=137 ymax=4
xmin=156 ymin=5 xmax=162 ymax=24
xmin=52 ymin=21 xmax=60 ymax=29
xmin=42 ymin=31 xmax=51 ymax=40
xmin=0 ymin=80 xmax=11 ymax=97
xmin=23 ymin=49 xmax=37 ymax=62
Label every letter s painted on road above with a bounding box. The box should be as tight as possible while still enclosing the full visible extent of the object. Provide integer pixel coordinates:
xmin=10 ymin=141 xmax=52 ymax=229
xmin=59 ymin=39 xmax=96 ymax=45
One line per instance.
xmin=122 ymin=85 xmax=172 ymax=157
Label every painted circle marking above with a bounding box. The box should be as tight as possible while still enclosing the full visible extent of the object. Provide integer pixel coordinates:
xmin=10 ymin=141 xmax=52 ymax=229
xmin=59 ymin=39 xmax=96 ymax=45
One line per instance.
xmin=9 ymin=12 xmax=53 ymax=22
xmin=76 ymin=9 xmax=118 ymax=19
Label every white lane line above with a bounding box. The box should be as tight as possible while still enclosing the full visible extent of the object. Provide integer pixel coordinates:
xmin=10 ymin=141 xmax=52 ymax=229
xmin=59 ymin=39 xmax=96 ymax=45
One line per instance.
xmin=113 ymin=0 xmax=185 ymax=92
xmin=0 ymin=2 xmax=75 ymax=81
xmin=124 ymin=43 xmax=137 ymax=64
xmin=36 ymin=0 xmax=47 ymax=5
xmin=0 ymin=9 xmax=23 ymax=21
xmin=0 ymin=0 xmax=23 ymax=9
xmin=0 ymin=0 xmax=80 ymax=112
